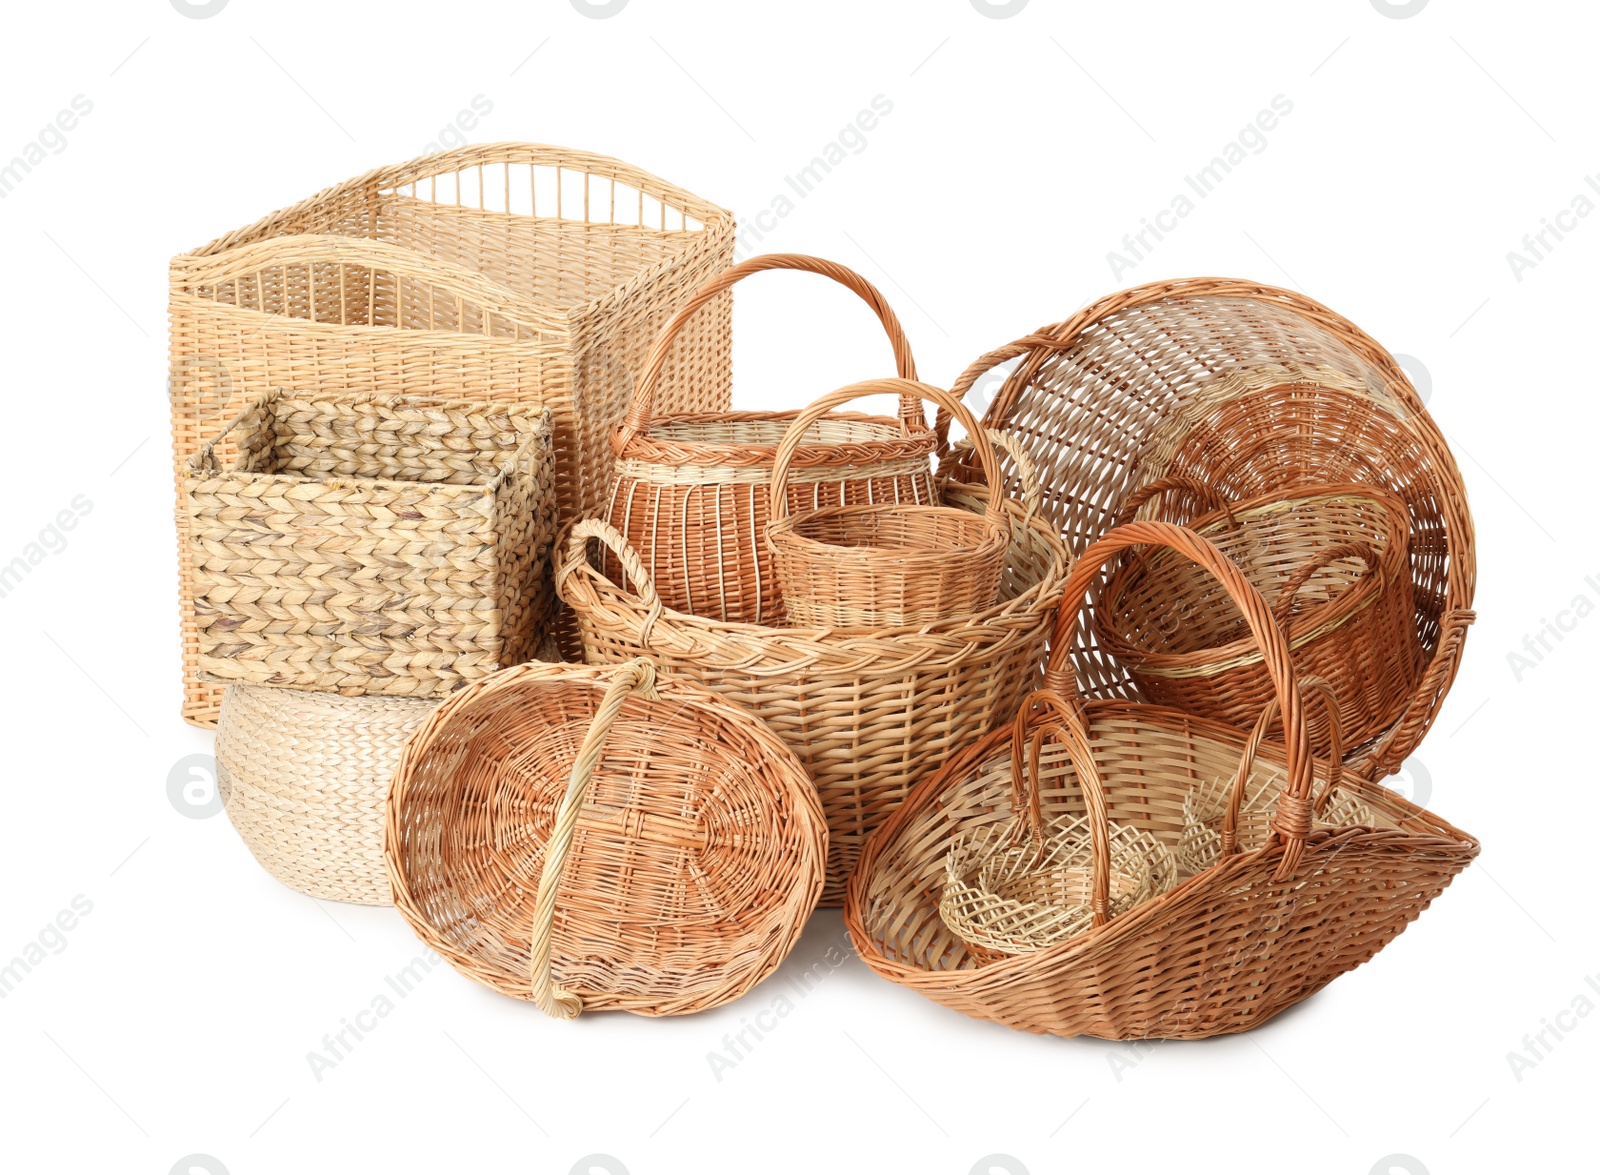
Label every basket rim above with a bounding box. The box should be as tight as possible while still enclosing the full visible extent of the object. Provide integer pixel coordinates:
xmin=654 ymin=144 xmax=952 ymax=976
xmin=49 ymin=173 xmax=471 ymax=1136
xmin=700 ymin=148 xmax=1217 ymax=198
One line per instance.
xmin=768 ymin=503 xmax=1012 ymax=561
xmin=611 ymin=409 xmax=938 ymax=469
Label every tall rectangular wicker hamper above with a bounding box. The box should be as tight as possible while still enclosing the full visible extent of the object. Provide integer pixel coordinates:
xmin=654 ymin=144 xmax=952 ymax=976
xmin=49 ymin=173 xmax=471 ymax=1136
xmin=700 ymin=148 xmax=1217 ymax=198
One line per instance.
xmin=168 ymin=143 xmax=734 ymax=725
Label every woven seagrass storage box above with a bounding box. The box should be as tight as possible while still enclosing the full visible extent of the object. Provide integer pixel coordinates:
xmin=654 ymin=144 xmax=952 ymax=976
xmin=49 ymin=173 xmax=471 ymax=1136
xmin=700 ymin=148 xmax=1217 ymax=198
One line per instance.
xmin=216 ymin=684 xmax=436 ymax=905
xmin=170 ymin=143 xmax=734 ymax=724
xmin=183 ymin=392 xmax=554 ymax=698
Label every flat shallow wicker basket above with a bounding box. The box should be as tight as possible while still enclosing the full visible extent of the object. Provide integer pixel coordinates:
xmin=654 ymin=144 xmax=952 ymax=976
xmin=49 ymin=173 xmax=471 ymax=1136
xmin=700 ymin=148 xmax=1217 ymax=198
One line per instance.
xmin=559 ymin=478 xmax=1070 ymax=904
xmin=1093 ymin=478 xmax=1421 ymax=754
xmin=937 ymin=279 xmax=1475 ymax=778
xmin=847 ymin=521 xmax=1478 ymax=1040
xmin=216 ymin=684 xmax=436 ymax=905
xmin=767 ymin=380 xmax=1009 ymax=628
xmin=386 ymin=659 xmax=826 ymax=1017
xmin=170 ymin=143 xmax=734 ymax=724
xmin=183 ymin=393 xmax=554 ymax=698
xmin=605 ymin=254 xmax=937 ymax=624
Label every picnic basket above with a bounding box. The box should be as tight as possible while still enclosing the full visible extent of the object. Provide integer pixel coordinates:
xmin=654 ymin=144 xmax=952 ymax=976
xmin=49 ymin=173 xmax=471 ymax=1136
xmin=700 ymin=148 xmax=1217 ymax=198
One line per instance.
xmin=386 ymin=659 xmax=826 ymax=1017
xmin=846 ymin=521 xmax=1478 ymax=1039
xmin=182 ymin=393 xmax=554 ymax=698
xmin=170 ymin=142 xmax=734 ymax=724
xmin=605 ymin=253 xmax=938 ymax=624
xmin=767 ymin=380 xmax=1010 ymax=628
xmin=936 ymin=279 xmax=1475 ymax=778
xmin=558 ymin=476 xmax=1070 ymax=904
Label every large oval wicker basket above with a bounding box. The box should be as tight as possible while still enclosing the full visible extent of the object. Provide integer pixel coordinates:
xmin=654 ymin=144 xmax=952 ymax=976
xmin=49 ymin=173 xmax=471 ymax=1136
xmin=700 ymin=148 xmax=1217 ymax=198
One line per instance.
xmin=937 ymin=279 xmax=1474 ymax=779
xmin=846 ymin=521 xmax=1478 ymax=1040
xmin=386 ymin=659 xmax=826 ymax=1017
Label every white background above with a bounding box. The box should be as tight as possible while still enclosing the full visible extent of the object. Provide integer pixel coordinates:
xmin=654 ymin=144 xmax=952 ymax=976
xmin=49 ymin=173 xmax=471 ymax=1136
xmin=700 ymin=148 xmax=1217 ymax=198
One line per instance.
xmin=0 ymin=1 xmax=1595 ymax=1173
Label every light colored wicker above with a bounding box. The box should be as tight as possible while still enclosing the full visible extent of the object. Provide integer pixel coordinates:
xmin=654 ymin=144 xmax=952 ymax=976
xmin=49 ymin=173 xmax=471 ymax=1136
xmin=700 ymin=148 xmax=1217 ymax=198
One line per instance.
xmin=183 ymin=392 xmax=554 ymax=698
xmin=937 ymin=279 xmax=1475 ymax=778
xmin=557 ymin=478 xmax=1070 ymax=904
xmin=216 ymin=683 xmax=436 ymax=905
xmin=767 ymin=380 xmax=1009 ymax=628
xmin=939 ymin=702 xmax=1177 ymax=960
xmin=170 ymin=143 xmax=734 ymax=724
xmin=847 ymin=521 xmax=1478 ymax=1040
xmin=1094 ymin=478 xmax=1421 ymax=755
xmin=385 ymin=658 xmax=826 ymax=1017
xmin=605 ymin=253 xmax=938 ymax=625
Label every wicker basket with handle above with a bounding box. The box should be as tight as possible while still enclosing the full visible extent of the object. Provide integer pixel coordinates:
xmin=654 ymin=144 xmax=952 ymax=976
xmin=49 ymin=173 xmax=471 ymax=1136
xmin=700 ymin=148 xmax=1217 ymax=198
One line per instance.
xmin=170 ymin=143 xmax=734 ymax=725
xmin=936 ymin=279 xmax=1475 ymax=779
xmin=385 ymin=659 xmax=826 ymax=1017
xmin=847 ymin=521 xmax=1478 ymax=1040
xmin=605 ymin=253 xmax=938 ymax=624
xmin=767 ymin=379 xmax=1010 ymax=628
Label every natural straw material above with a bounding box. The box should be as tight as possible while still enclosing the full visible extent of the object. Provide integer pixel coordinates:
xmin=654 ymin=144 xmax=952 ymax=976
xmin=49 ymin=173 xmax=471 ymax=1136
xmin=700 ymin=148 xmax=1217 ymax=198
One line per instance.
xmin=558 ymin=478 xmax=1069 ymax=904
xmin=767 ymin=380 xmax=1009 ymax=628
xmin=1095 ymin=480 xmax=1421 ymax=754
xmin=216 ymin=684 xmax=436 ymax=905
xmin=184 ymin=393 xmax=554 ymax=698
xmin=386 ymin=659 xmax=826 ymax=1016
xmin=937 ymin=279 xmax=1475 ymax=778
xmin=847 ymin=521 xmax=1478 ymax=1040
xmin=170 ymin=143 xmax=734 ymax=724
xmin=605 ymin=254 xmax=937 ymax=624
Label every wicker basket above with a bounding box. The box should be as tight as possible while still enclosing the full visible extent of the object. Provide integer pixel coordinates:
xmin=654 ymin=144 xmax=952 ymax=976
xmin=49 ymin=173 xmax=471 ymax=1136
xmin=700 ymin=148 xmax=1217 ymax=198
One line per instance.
xmin=170 ymin=143 xmax=734 ymax=724
xmin=605 ymin=253 xmax=938 ymax=625
xmin=183 ymin=392 xmax=554 ymax=698
xmin=385 ymin=659 xmax=826 ymax=1017
xmin=768 ymin=380 xmax=1010 ymax=628
xmin=558 ymin=478 xmax=1070 ymax=904
xmin=937 ymin=279 xmax=1475 ymax=778
xmin=1094 ymin=478 xmax=1422 ymax=754
xmin=939 ymin=700 xmax=1177 ymax=960
xmin=846 ymin=521 xmax=1478 ymax=1040
xmin=216 ymin=684 xmax=436 ymax=905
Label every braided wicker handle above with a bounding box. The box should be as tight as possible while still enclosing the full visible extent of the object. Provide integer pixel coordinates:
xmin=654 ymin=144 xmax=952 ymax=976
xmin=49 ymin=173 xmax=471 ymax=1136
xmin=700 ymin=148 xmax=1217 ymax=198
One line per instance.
xmin=934 ymin=332 xmax=1064 ymax=456
xmin=1007 ymin=689 xmax=1115 ymax=927
xmin=620 ymin=254 xmax=922 ymax=442
xmin=767 ymin=379 xmax=1004 ymax=526
xmin=1270 ymin=541 xmax=1379 ymax=622
xmin=527 ymin=658 xmax=660 ymax=1019
xmin=1043 ymin=521 xmax=1315 ymax=881
xmin=186 ymin=393 xmax=277 ymax=475
xmin=555 ymin=520 xmax=667 ymax=646
xmin=1220 ymin=676 xmax=1346 ymax=859
xmin=1114 ymin=477 xmax=1239 ymax=530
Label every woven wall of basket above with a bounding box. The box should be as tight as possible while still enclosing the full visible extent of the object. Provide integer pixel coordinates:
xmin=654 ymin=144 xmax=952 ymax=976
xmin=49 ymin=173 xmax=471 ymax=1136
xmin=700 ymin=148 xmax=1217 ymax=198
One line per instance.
xmin=846 ymin=522 xmax=1478 ymax=1040
xmin=1092 ymin=477 xmax=1422 ymax=755
xmin=170 ymin=142 xmax=735 ymax=725
xmin=216 ymin=684 xmax=436 ymax=905
xmin=183 ymin=393 xmax=555 ymax=698
xmin=936 ymin=279 xmax=1475 ymax=778
xmin=604 ymin=253 xmax=937 ymax=625
xmin=558 ymin=476 xmax=1069 ymax=905
xmin=385 ymin=659 xmax=826 ymax=1017
xmin=767 ymin=379 xmax=1010 ymax=627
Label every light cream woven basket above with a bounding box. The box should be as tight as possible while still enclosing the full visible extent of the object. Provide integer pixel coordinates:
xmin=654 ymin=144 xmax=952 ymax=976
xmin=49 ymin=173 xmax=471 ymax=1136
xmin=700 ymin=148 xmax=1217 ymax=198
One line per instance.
xmin=216 ymin=684 xmax=438 ymax=905
xmin=170 ymin=143 xmax=734 ymax=725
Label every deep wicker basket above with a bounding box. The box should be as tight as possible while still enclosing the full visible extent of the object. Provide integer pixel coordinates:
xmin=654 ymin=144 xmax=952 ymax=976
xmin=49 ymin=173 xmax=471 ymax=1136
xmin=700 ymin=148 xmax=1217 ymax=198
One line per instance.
xmin=170 ymin=142 xmax=734 ymax=724
xmin=847 ymin=521 xmax=1478 ymax=1040
xmin=386 ymin=659 xmax=826 ymax=1017
xmin=937 ymin=279 xmax=1475 ymax=779
xmin=184 ymin=393 xmax=554 ymax=698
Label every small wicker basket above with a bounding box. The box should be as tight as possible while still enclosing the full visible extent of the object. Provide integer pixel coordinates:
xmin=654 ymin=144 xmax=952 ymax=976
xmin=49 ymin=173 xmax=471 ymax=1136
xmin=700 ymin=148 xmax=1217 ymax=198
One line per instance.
xmin=767 ymin=380 xmax=1010 ymax=628
xmin=386 ymin=659 xmax=826 ymax=1017
xmin=183 ymin=392 xmax=554 ymax=698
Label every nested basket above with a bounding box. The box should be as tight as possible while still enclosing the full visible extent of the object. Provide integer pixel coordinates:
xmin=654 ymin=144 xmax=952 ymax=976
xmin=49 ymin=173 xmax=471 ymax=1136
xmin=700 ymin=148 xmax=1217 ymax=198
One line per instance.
xmin=605 ymin=253 xmax=938 ymax=624
xmin=936 ymin=279 xmax=1475 ymax=778
xmin=183 ymin=392 xmax=554 ymax=697
xmin=170 ymin=143 xmax=735 ymax=724
xmin=1093 ymin=478 xmax=1422 ymax=754
xmin=558 ymin=477 xmax=1070 ymax=904
xmin=846 ymin=521 xmax=1478 ymax=1040
xmin=385 ymin=659 xmax=826 ymax=1017
xmin=767 ymin=380 xmax=1010 ymax=628
xmin=216 ymin=684 xmax=436 ymax=905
